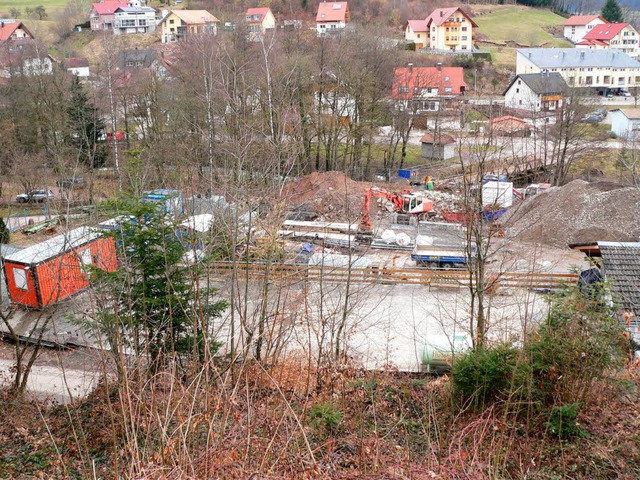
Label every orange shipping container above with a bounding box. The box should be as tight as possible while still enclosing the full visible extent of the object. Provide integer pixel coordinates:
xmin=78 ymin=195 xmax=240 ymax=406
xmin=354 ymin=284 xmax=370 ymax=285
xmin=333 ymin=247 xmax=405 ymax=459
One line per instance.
xmin=1 ymin=227 xmax=117 ymax=308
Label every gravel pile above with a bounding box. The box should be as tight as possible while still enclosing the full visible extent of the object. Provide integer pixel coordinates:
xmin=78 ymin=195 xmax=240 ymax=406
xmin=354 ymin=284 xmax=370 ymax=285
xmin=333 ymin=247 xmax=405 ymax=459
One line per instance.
xmin=504 ymin=180 xmax=640 ymax=247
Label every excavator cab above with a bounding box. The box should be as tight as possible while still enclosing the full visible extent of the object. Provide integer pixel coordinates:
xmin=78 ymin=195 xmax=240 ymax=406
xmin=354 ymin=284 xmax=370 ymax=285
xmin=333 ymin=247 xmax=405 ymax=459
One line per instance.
xmin=402 ymin=194 xmax=423 ymax=214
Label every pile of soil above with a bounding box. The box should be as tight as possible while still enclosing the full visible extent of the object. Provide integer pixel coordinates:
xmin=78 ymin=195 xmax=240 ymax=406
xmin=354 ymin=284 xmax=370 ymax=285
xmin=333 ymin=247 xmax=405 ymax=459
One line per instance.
xmin=505 ymin=180 xmax=640 ymax=247
xmin=281 ymin=171 xmax=371 ymax=222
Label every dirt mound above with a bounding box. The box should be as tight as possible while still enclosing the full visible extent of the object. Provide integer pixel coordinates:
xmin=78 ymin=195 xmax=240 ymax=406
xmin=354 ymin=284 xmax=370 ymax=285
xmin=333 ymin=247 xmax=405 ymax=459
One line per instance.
xmin=281 ymin=171 xmax=371 ymax=221
xmin=505 ymin=180 xmax=640 ymax=247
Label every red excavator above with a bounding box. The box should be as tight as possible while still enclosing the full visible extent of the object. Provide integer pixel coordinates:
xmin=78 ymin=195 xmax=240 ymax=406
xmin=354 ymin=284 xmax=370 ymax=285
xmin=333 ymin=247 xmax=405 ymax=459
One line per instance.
xmin=359 ymin=187 xmax=434 ymax=233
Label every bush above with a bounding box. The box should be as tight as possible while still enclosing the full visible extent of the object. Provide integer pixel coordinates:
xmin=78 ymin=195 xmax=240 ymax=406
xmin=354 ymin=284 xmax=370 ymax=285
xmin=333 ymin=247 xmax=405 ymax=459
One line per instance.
xmin=545 ymin=403 xmax=588 ymax=439
xmin=525 ymin=286 xmax=627 ymax=405
xmin=452 ymin=344 xmax=527 ymax=409
xmin=309 ymin=402 xmax=343 ymax=436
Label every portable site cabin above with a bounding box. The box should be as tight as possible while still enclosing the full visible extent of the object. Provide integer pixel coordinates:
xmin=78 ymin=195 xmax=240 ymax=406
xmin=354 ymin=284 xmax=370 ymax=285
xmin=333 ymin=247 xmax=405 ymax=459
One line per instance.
xmin=142 ymin=189 xmax=184 ymax=217
xmin=1 ymin=227 xmax=117 ymax=308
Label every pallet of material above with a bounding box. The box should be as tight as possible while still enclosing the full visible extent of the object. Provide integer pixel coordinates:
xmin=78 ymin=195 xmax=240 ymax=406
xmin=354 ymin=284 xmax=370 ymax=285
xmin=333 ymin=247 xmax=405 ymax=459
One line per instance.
xmin=281 ymin=220 xmax=358 ymax=233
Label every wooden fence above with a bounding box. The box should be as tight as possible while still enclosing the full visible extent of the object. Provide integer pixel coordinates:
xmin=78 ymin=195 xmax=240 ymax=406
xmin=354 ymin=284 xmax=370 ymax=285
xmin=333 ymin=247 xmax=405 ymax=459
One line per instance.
xmin=208 ymin=262 xmax=578 ymax=291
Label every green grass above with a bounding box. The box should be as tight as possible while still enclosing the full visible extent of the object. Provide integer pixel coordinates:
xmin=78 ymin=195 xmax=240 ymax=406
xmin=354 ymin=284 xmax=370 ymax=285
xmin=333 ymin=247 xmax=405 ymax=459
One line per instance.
xmin=0 ymin=1 xmax=70 ymax=16
xmin=475 ymin=7 xmax=572 ymax=48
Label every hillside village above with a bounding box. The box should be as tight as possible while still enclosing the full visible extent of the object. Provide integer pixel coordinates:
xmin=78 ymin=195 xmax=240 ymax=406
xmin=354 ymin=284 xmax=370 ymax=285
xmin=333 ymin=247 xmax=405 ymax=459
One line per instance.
xmin=0 ymin=0 xmax=640 ymax=478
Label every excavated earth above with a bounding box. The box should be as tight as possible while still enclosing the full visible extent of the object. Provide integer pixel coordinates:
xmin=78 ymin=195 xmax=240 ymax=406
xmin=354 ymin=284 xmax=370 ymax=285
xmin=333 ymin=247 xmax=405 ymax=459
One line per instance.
xmin=505 ymin=180 xmax=640 ymax=248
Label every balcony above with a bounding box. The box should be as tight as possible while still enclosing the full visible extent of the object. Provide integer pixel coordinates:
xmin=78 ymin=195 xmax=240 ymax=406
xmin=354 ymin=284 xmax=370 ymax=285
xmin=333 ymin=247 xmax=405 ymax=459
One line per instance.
xmin=443 ymin=21 xmax=461 ymax=27
xmin=444 ymin=38 xmax=459 ymax=46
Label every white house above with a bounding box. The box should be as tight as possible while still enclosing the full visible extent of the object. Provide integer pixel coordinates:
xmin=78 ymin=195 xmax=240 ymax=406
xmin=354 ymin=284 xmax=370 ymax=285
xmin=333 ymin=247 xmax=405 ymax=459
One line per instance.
xmin=316 ymin=2 xmax=350 ymax=36
xmin=504 ymin=72 xmax=568 ymax=112
xmin=113 ymin=5 xmax=157 ymax=35
xmin=576 ymin=23 xmax=640 ymax=58
xmin=404 ymin=19 xmax=428 ymax=49
xmin=563 ymin=15 xmax=605 ymax=43
xmin=420 ymin=133 xmax=456 ymax=160
xmin=516 ymin=48 xmax=640 ymax=90
xmin=65 ymin=57 xmax=90 ymax=78
xmin=425 ymin=7 xmax=477 ymax=53
xmin=611 ymin=108 xmax=640 ymax=138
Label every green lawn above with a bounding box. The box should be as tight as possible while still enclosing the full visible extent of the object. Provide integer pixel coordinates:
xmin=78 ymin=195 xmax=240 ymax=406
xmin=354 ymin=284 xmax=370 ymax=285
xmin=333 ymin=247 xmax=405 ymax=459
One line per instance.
xmin=0 ymin=0 xmax=69 ymax=16
xmin=475 ymin=7 xmax=572 ymax=48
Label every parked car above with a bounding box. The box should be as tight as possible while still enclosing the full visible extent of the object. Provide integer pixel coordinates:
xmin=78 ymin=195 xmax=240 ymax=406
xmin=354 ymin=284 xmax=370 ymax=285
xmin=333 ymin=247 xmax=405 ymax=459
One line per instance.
xmin=580 ymin=113 xmax=603 ymax=123
xmin=16 ymin=189 xmax=54 ymax=203
xmin=618 ymin=89 xmax=631 ymax=97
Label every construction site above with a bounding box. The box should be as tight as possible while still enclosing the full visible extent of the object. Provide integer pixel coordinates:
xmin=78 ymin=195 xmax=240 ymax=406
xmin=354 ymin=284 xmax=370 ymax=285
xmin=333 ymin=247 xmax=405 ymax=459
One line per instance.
xmin=3 ymin=167 xmax=639 ymax=397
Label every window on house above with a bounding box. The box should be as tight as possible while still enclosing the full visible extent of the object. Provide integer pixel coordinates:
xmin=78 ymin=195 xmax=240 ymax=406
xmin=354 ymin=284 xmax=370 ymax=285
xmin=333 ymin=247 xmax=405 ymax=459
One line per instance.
xmin=126 ymin=60 xmax=134 ymax=67
xmin=169 ymin=19 xmax=174 ymax=24
xmin=417 ymin=34 xmax=420 ymax=38
xmin=445 ymin=76 xmax=449 ymax=81
xmin=462 ymin=26 xmax=467 ymax=31
xmin=516 ymin=88 xmax=519 ymax=93
xmin=461 ymin=36 xmax=467 ymax=40
xmin=398 ymin=86 xmax=409 ymax=94
xmin=13 ymin=268 xmax=28 ymax=290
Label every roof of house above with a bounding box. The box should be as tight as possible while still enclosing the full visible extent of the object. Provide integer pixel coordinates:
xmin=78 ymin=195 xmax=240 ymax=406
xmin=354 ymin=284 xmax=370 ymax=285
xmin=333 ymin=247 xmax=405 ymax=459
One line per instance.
xmin=612 ymin=108 xmax=640 ymax=120
xmin=118 ymin=48 xmax=158 ymax=68
xmin=405 ymin=19 xmax=428 ymax=32
xmin=598 ymin=241 xmax=640 ymax=318
xmin=576 ymin=38 xmax=609 ymax=46
xmin=583 ymin=22 xmax=629 ymax=41
xmin=504 ymin=72 xmax=568 ymax=96
xmin=165 ymin=9 xmax=220 ymax=25
xmin=246 ymin=7 xmax=271 ymax=22
xmin=2 ymin=227 xmax=102 ymax=265
xmin=490 ymin=115 xmax=526 ymax=125
xmin=0 ymin=40 xmax=52 ymax=69
xmin=425 ymin=7 xmax=477 ymax=28
xmin=0 ymin=21 xmax=32 ymax=42
xmin=562 ymin=14 xmax=605 ymax=26
xmin=420 ymin=133 xmax=456 ymax=145
xmin=115 ymin=6 xmax=156 ymax=13
xmin=316 ymin=2 xmax=349 ymax=23
xmin=392 ymin=66 xmax=467 ymax=100
xmin=91 ymin=0 xmax=128 ymax=15
xmin=65 ymin=57 xmax=89 ymax=69
xmin=517 ymin=48 xmax=640 ymax=68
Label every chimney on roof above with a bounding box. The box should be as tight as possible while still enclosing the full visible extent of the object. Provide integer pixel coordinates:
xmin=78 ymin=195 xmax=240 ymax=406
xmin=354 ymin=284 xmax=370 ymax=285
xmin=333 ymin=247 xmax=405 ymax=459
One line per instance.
xmin=580 ymin=51 xmax=585 ymax=59
xmin=408 ymin=62 xmax=413 ymax=73
xmin=437 ymin=62 xmax=442 ymax=72
xmin=440 ymin=11 xmax=444 ymax=17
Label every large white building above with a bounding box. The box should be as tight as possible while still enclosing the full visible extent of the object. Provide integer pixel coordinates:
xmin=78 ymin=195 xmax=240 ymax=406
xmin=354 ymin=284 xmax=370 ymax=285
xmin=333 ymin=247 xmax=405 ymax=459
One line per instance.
xmin=113 ymin=5 xmax=157 ymax=35
xmin=516 ymin=48 xmax=640 ymax=90
xmin=563 ymin=14 xmax=606 ymax=43
xmin=503 ymin=72 xmax=568 ymax=112
xmin=576 ymin=22 xmax=640 ymax=58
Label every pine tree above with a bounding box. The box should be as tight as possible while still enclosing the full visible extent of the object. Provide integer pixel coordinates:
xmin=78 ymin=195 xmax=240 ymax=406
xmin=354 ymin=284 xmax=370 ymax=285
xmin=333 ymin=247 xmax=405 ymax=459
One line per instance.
xmin=601 ymin=0 xmax=623 ymax=23
xmin=67 ymin=76 xmax=106 ymax=168
xmin=0 ymin=217 xmax=10 ymax=244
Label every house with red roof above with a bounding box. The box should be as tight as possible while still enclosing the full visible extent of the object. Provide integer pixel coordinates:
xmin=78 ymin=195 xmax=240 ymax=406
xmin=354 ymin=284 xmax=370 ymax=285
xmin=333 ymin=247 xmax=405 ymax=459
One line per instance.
xmin=0 ymin=21 xmax=33 ymax=42
xmin=316 ymin=2 xmax=350 ymax=36
xmin=392 ymin=64 xmax=466 ymax=113
xmin=562 ymin=14 xmax=605 ymax=43
xmin=576 ymin=23 xmax=640 ymax=57
xmin=425 ymin=7 xmax=477 ymax=52
xmin=404 ymin=19 xmax=428 ymax=49
xmin=90 ymin=0 xmax=129 ymax=31
xmin=245 ymin=7 xmax=275 ymax=39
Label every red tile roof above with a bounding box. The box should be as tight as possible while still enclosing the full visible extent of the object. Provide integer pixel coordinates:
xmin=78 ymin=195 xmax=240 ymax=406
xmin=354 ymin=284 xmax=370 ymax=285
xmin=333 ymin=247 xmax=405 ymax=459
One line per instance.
xmin=420 ymin=133 xmax=455 ymax=144
xmin=583 ymin=23 xmax=629 ymax=41
xmin=316 ymin=2 xmax=349 ymax=23
xmin=405 ymin=19 xmax=428 ymax=33
xmin=246 ymin=7 xmax=271 ymax=23
xmin=0 ymin=21 xmax=32 ymax=42
xmin=490 ymin=115 xmax=526 ymax=125
xmin=425 ymin=7 xmax=477 ymax=28
xmin=392 ymin=66 xmax=466 ymax=100
xmin=562 ymin=14 xmax=604 ymax=26
xmin=576 ymin=39 xmax=608 ymax=46
xmin=65 ymin=57 xmax=89 ymax=68
xmin=92 ymin=1 xmax=128 ymax=15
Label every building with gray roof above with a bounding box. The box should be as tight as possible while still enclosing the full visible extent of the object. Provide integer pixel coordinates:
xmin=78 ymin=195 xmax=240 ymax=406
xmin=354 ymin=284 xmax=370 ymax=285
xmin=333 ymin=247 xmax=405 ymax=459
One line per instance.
xmin=516 ymin=48 xmax=640 ymax=90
